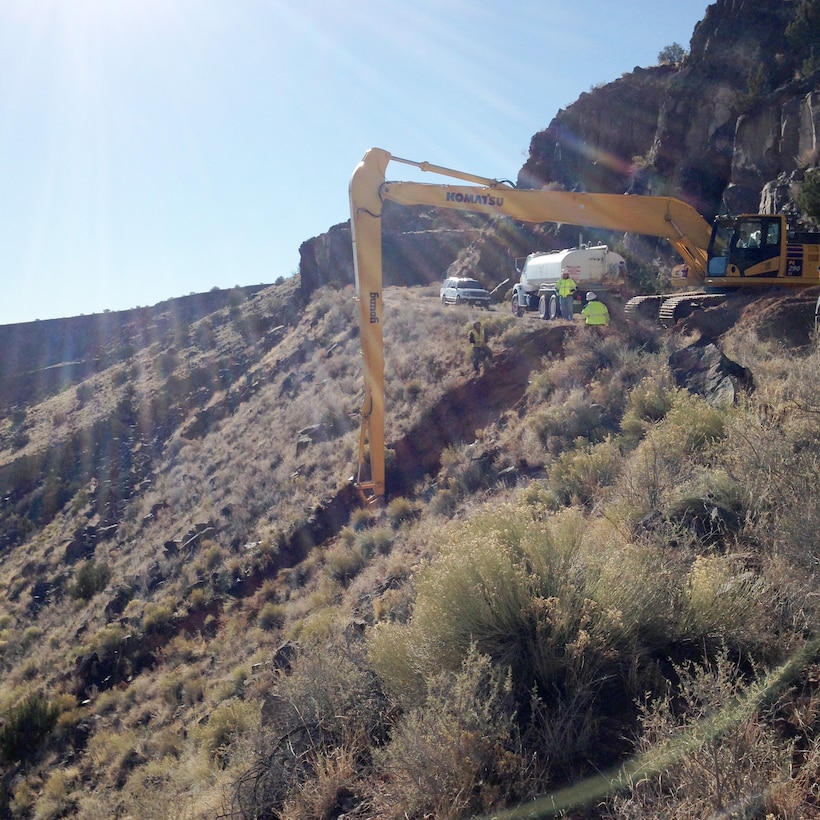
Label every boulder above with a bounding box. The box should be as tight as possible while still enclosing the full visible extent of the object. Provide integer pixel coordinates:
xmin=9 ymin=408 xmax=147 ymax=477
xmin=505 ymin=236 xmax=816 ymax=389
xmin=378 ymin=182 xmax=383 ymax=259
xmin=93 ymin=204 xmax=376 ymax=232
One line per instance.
xmin=668 ymin=340 xmax=754 ymax=405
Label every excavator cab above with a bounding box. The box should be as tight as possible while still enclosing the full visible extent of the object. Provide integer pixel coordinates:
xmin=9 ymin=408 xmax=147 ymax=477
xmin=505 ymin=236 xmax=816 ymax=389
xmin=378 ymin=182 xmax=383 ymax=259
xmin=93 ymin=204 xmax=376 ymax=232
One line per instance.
xmin=707 ymin=215 xmax=783 ymax=278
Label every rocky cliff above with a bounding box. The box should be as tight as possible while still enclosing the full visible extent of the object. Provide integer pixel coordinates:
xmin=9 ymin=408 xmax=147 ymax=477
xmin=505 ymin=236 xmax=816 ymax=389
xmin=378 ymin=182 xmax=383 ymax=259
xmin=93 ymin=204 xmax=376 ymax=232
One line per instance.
xmin=300 ymin=0 xmax=820 ymax=293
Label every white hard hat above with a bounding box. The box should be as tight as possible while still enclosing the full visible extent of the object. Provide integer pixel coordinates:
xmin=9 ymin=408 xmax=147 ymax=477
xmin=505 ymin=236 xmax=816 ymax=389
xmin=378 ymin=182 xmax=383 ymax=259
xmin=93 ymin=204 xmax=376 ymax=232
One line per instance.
xmin=586 ymin=291 xmax=597 ymax=300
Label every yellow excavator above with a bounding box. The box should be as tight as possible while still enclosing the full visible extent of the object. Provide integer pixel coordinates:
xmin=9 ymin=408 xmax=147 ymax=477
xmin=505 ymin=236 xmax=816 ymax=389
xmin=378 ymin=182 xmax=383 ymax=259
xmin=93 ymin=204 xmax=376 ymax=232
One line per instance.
xmin=349 ymin=147 xmax=820 ymax=505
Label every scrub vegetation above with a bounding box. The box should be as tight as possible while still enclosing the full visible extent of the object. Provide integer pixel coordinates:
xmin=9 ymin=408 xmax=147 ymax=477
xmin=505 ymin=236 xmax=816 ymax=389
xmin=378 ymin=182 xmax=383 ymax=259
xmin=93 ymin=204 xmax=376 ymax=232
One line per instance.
xmin=1 ymin=278 xmax=820 ymax=818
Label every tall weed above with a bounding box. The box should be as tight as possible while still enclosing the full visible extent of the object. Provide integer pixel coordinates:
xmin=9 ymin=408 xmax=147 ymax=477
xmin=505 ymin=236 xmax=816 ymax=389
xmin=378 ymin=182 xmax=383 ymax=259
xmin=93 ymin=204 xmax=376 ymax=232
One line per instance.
xmin=370 ymin=647 xmax=521 ymax=819
xmin=609 ymin=649 xmax=788 ymax=818
xmin=547 ymin=438 xmax=622 ymax=507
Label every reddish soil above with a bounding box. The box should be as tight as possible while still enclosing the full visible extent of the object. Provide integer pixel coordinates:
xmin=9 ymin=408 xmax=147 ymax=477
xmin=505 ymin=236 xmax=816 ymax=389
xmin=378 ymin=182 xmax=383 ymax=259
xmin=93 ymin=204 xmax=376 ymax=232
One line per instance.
xmin=290 ymin=324 xmax=572 ymax=550
xmin=298 ymin=287 xmax=820 ymax=550
xmin=388 ymin=324 xmax=572 ymax=496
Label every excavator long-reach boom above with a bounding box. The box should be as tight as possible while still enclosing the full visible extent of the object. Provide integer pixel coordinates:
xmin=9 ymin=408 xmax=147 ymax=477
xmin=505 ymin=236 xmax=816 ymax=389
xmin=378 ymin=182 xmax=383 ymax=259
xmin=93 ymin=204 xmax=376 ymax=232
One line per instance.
xmin=348 ymin=148 xmax=713 ymax=505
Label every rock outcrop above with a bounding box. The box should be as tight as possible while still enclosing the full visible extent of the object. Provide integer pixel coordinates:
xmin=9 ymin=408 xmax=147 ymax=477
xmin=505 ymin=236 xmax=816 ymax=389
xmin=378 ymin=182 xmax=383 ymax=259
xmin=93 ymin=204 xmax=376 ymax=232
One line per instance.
xmin=299 ymin=203 xmax=489 ymax=295
xmin=669 ymin=339 xmax=754 ymax=406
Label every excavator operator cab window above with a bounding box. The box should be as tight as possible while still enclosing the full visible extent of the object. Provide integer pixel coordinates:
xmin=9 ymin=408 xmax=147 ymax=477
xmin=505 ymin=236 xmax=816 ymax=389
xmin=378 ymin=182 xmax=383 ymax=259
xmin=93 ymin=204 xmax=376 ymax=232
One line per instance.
xmin=765 ymin=221 xmax=781 ymax=246
xmin=708 ymin=217 xmax=782 ymax=277
xmin=723 ymin=217 xmax=782 ymax=277
xmin=735 ymin=220 xmax=763 ymax=248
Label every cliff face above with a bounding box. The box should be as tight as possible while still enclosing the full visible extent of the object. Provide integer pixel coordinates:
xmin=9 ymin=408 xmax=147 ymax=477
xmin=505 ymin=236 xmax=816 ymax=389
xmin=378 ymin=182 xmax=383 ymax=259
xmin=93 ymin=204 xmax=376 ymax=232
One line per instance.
xmin=522 ymin=0 xmax=818 ymax=217
xmin=299 ymin=203 xmax=488 ymax=294
xmin=518 ymin=65 xmax=680 ymax=195
xmin=301 ymin=0 xmax=820 ymax=293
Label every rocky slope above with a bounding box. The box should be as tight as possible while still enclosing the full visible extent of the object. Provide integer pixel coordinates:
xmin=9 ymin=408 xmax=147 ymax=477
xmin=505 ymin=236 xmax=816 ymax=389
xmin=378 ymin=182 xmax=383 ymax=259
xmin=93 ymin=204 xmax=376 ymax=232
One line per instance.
xmin=0 ymin=275 xmax=818 ymax=816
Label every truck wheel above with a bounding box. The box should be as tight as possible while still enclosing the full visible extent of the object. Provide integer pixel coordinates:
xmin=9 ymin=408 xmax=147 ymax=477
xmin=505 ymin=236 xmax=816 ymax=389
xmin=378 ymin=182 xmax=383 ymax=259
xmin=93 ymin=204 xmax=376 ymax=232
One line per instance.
xmin=441 ymin=294 xmax=447 ymax=305
xmin=511 ymin=295 xmax=523 ymax=318
xmin=548 ymin=294 xmax=558 ymax=320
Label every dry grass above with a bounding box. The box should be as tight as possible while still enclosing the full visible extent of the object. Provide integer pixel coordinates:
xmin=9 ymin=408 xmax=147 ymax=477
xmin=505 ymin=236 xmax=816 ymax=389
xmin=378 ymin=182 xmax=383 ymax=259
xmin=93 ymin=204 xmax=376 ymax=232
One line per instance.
xmin=1 ymin=283 xmax=820 ymax=818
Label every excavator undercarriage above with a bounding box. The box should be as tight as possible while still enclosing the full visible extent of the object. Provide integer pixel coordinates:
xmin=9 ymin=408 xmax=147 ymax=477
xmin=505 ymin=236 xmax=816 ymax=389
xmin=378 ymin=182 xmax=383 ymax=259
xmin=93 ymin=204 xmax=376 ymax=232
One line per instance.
xmin=625 ymin=291 xmax=728 ymax=327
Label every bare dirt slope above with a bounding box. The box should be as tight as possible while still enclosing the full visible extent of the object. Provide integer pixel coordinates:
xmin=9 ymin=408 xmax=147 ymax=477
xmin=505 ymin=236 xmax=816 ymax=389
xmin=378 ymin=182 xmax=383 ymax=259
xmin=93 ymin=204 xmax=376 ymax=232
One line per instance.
xmin=678 ymin=287 xmax=820 ymax=348
xmin=390 ymin=324 xmax=571 ymax=495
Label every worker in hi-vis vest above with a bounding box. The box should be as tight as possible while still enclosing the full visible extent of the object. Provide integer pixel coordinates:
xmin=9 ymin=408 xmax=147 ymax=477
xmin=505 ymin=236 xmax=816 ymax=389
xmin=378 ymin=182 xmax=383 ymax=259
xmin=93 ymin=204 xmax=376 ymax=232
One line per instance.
xmin=469 ymin=320 xmax=492 ymax=374
xmin=581 ymin=292 xmax=610 ymax=326
xmin=556 ymin=268 xmax=577 ymax=320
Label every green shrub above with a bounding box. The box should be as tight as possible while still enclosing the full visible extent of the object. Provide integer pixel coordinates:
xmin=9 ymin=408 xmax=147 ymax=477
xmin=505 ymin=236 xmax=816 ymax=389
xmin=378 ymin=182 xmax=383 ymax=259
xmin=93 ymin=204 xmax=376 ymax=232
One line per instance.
xmin=369 ymin=504 xmax=669 ymax=706
xmin=618 ymin=394 xmax=729 ymax=518
xmin=385 ymin=497 xmax=417 ymax=529
xmin=547 ymin=439 xmax=621 ymax=507
xmin=652 ymin=391 xmax=727 ymax=454
xmin=75 ymin=383 xmax=94 ymax=407
xmin=142 ymin=602 xmax=174 ymax=634
xmin=349 ymin=508 xmax=375 ymax=532
xmin=20 ymin=626 xmax=44 ymax=651
xmin=786 ymin=0 xmax=820 ymax=78
xmin=326 ymin=543 xmax=367 ymax=584
xmin=34 ymin=766 xmax=80 ymax=819
xmin=529 ymin=390 xmax=606 ymax=453
xmin=90 ymin=623 xmax=128 ymax=654
xmin=356 ymin=526 xmax=393 ymax=558
xmin=525 ymin=366 xmax=560 ymax=403
xmin=620 ymin=377 xmax=675 ymax=446
xmin=197 ymin=698 xmax=259 ymax=765
xmin=681 ymin=555 xmax=767 ymax=647
xmin=428 ymin=484 xmax=460 ymax=517
xmin=162 ymin=669 xmax=205 ymax=707
xmin=257 ymin=602 xmax=286 ymax=631
xmin=71 ymin=560 xmax=111 ymax=600
xmin=0 ymin=693 xmax=60 ymax=764
xmin=658 ymin=41 xmax=686 ymax=64
xmin=798 ymin=168 xmax=820 ymax=220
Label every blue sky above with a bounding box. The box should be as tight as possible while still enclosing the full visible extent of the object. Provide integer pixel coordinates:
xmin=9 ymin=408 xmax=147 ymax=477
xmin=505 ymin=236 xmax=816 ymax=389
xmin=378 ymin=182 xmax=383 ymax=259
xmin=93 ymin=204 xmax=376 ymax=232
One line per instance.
xmin=0 ymin=0 xmax=709 ymax=325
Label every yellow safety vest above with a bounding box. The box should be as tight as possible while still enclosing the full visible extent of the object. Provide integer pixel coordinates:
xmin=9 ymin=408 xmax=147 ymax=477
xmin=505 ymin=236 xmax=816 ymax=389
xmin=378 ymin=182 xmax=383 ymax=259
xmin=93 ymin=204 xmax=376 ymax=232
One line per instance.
xmin=469 ymin=326 xmax=487 ymax=346
xmin=582 ymin=300 xmax=609 ymax=325
xmin=556 ymin=277 xmax=577 ymax=297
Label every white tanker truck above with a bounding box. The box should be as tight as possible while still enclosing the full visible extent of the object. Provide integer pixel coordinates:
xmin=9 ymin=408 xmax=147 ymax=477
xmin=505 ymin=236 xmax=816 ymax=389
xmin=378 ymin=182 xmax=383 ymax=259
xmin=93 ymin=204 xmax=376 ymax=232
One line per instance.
xmin=510 ymin=245 xmax=627 ymax=319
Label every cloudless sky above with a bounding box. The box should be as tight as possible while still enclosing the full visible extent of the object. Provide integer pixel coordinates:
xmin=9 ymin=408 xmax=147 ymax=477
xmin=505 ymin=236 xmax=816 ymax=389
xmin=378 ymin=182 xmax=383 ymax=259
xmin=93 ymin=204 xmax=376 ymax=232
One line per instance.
xmin=0 ymin=0 xmax=709 ymax=325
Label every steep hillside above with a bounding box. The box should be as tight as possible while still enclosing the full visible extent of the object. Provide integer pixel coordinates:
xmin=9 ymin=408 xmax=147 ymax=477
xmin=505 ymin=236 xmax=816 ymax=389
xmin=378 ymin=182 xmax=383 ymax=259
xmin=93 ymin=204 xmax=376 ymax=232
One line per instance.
xmin=3 ymin=1 xmax=820 ymax=816
xmin=0 ymin=286 xmax=270 ymax=412
xmin=2 ymin=278 xmax=820 ymax=817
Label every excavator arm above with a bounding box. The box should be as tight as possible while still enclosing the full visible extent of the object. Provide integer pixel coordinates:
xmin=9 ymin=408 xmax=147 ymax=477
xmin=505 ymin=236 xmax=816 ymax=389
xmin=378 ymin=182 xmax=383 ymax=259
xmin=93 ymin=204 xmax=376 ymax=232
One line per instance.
xmin=348 ymin=147 xmax=713 ymax=505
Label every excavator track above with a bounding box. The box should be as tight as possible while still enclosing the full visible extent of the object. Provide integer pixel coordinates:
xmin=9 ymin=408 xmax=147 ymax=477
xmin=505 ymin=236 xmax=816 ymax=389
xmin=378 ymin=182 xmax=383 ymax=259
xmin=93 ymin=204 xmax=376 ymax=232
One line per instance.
xmin=623 ymin=293 xmax=669 ymax=323
xmin=625 ymin=292 xmax=708 ymax=324
xmin=625 ymin=291 xmax=726 ymax=327
xmin=657 ymin=292 xmax=727 ymax=327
